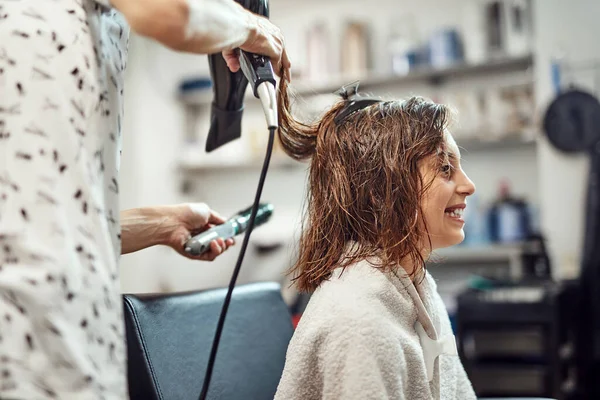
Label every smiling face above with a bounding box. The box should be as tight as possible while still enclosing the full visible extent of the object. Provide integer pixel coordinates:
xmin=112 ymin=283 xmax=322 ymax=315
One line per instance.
xmin=420 ymin=132 xmax=476 ymax=251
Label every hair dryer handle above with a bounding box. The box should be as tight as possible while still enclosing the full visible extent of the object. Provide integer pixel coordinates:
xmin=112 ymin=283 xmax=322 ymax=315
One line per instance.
xmin=239 ymin=51 xmax=276 ymax=98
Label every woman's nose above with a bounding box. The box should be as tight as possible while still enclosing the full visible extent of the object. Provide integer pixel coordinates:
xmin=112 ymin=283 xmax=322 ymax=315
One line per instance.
xmin=458 ymin=171 xmax=476 ymax=196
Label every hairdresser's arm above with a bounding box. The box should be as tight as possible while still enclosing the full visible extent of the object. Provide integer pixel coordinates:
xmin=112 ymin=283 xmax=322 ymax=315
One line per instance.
xmin=120 ymin=203 xmax=234 ymax=261
xmin=111 ymin=0 xmax=290 ymax=75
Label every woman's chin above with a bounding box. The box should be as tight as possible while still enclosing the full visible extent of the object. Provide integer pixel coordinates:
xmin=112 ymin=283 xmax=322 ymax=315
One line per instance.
xmin=431 ymin=231 xmax=465 ymax=250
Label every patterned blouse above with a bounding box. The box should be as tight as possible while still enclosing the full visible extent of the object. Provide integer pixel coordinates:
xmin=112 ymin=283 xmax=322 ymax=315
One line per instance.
xmin=0 ymin=0 xmax=129 ymax=398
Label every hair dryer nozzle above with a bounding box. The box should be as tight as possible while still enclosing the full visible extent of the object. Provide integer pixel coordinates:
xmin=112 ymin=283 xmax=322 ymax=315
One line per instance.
xmin=205 ymin=51 xmax=249 ymax=152
xmin=205 ymin=0 xmax=275 ymax=152
xmin=205 ymin=104 xmax=244 ymax=152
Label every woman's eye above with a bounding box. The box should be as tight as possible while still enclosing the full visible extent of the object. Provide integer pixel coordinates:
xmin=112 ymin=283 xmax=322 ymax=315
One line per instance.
xmin=440 ymin=164 xmax=453 ymax=176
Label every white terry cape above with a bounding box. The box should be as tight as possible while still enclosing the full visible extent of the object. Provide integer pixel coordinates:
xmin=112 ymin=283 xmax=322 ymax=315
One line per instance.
xmin=274 ymin=258 xmax=477 ymax=400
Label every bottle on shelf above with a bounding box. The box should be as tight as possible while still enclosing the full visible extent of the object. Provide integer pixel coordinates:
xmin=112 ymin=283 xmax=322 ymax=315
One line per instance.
xmin=428 ymin=28 xmax=464 ymax=69
xmin=387 ymin=16 xmax=419 ymax=76
xmin=487 ymin=179 xmax=532 ymax=244
xmin=305 ymin=22 xmax=331 ymax=82
xmin=463 ymin=192 xmax=491 ymax=247
xmin=340 ymin=20 xmax=370 ymax=79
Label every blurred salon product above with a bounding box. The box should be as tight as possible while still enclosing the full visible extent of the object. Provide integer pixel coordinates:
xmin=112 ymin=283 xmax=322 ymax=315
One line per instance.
xmin=179 ymin=77 xmax=212 ymax=146
xmin=520 ymin=233 xmax=552 ymax=281
xmin=340 ymin=20 xmax=370 ymax=78
xmin=502 ymin=0 xmax=533 ymax=57
xmin=485 ymin=0 xmax=533 ymax=58
xmin=305 ymin=22 xmax=331 ymax=81
xmin=461 ymin=1 xmax=487 ymax=64
xmin=484 ymin=1 xmax=503 ymax=56
xmin=482 ymin=88 xmax=510 ymax=138
xmin=387 ymin=16 xmax=419 ymax=75
xmin=445 ymin=91 xmax=483 ymax=138
xmin=428 ymin=28 xmax=464 ymax=68
xmin=246 ymin=112 xmax=271 ymax=159
xmin=500 ymin=85 xmax=535 ymax=135
xmin=463 ymin=193 xmax=491 ymax=247
xmin=487 ymin=179 xmax=531 ymax=243
xmin=179 ymin=77 xmax=212 ymax=97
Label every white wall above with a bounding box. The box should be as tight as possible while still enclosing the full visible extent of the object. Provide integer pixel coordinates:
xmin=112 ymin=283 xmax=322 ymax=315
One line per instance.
xmin=533 ymin=0 xmax=599 ymax=279
xmin=119 ymin=39 xmax=191 ymax=293
xmin=119 ymin=0 xmax=542 ymax=294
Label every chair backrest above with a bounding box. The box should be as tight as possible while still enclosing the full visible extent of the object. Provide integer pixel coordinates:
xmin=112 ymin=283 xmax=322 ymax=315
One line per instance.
xmin=123 ymin=282 xmax=294 ymax=400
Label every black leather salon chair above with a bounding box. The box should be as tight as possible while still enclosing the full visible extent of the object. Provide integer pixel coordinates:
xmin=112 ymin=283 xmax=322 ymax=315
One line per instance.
xmin=123 ymin=282 xmax=293 ymax=400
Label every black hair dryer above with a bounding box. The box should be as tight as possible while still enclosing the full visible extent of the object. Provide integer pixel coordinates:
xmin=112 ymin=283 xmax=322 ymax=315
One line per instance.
xmin=205 ymin=0 xmax=276 ymax=153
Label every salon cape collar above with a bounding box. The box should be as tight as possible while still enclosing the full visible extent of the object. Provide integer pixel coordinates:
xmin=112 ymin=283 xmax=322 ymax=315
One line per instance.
xmin=399 ymin=270 xmax=458 ymax=382
xmin=342 ymin=241 xmax=458 ymax=382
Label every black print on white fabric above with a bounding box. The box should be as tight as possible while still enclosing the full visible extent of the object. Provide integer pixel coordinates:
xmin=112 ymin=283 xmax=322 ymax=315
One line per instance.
xmin=22 ymin=8 xmax=45 ymax=21
xmin=24 ymin=122 xmax=46 ymax=137
xmin=0 ymin=4 xmax=129 ymax=398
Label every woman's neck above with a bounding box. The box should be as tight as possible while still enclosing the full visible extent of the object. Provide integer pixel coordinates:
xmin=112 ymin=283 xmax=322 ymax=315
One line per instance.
xmin=343 ymin=240 xmax=429 ymax=281
xmin=399 ymin=248 xmax=430 ymax=281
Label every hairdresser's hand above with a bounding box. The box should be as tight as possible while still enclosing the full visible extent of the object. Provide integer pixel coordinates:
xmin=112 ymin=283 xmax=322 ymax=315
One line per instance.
xmin=163 ymin=203 xmax=235 ymax=261
xmin=120 ymin=203 xmax=234 ymax=261
xmin=222 ymin=15 xmax=291 ymax=80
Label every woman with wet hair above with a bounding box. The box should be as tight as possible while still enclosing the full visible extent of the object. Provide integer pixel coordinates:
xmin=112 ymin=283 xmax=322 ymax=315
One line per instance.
xmin=274 ymin=80 xmax=477 ymax=400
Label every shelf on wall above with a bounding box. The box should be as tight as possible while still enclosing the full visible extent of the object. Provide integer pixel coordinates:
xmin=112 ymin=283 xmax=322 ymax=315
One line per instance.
xmin=178 ymin=54 xmax=534 ymax=107
xmin=432 ymin=243 xmax=522 ymax=264
xmin=178 ymin=155 xmax=306 ymax=173
xmin=177 ymin=135 xmax=536 ymax=173
xmin=456 ymin=136 xmax=537 ymax=152
xmin=292 ymin=54 xmax=534 ymax=96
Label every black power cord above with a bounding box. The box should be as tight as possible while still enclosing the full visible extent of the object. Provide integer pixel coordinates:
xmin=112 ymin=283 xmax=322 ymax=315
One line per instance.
xmin=199 ymin=126 xmax=276 ymax=400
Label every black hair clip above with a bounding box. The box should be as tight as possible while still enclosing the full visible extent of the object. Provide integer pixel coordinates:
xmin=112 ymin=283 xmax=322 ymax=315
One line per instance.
xmin=333 ymin=81 xmax=382 ymax=124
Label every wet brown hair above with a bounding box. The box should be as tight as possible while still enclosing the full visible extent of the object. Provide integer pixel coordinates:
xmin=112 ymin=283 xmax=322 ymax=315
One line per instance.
xmin=277 ymin=77 xmax=451 ymax=293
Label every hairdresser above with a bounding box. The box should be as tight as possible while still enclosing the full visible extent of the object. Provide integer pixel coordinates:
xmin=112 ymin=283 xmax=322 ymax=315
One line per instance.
xmin=0 ymin=0 xmax=290 ymax=399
